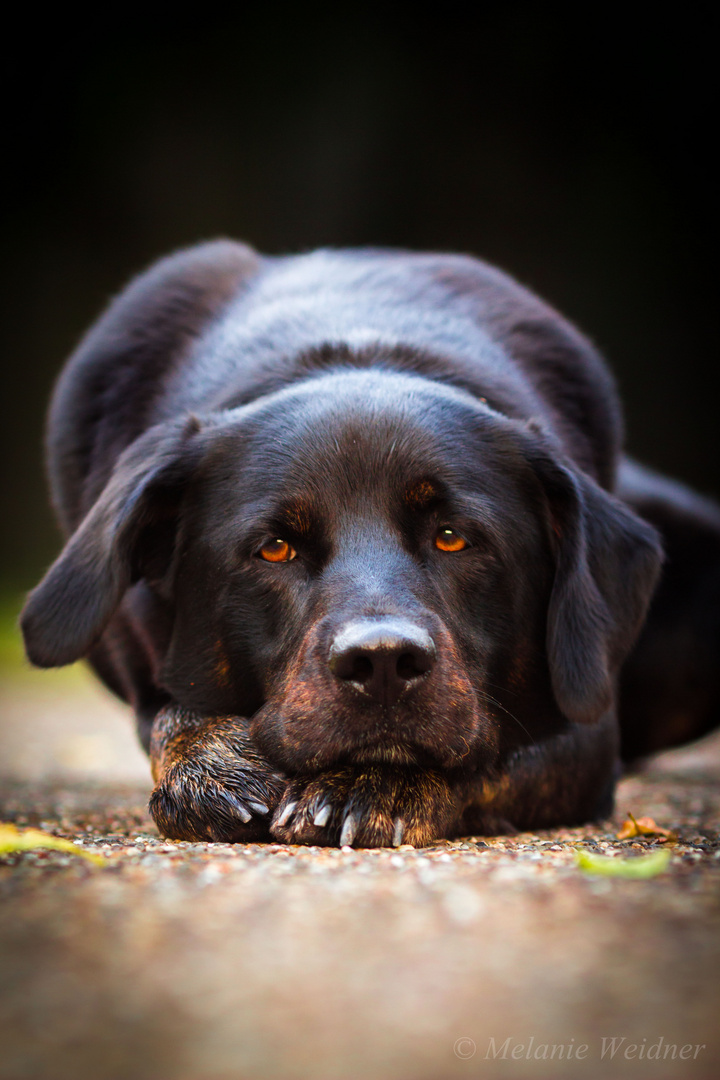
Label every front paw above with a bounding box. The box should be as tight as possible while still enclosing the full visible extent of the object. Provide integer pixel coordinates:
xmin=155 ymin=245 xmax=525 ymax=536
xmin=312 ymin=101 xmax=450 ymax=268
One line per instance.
xmin=149 ymin=712 xmax=286 ymax=842
xmin=270 ymin=765 xmax=458 ymax=848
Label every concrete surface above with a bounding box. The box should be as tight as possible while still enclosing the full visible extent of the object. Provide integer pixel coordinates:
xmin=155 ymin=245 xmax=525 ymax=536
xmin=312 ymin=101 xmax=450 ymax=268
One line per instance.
xmin=1 ymin=662 xmax=719 ymax=1080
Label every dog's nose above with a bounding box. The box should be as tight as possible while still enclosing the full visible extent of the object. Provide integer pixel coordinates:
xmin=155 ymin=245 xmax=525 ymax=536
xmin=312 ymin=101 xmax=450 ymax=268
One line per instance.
xmin=328 ymin=618 xmax=436 ymax=707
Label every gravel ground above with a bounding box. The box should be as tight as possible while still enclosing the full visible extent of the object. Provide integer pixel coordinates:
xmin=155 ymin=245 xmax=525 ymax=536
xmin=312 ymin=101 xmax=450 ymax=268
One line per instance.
xmin=1 ymin=667 xmax=719 ymax=1080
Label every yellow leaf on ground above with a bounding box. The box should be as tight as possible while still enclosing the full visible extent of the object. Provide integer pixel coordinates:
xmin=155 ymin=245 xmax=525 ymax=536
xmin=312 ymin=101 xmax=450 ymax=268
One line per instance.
xmin=616 ymin=812 xmax=678 ymax=842
xmin=0 ymin=823 xmax=107 ymax=866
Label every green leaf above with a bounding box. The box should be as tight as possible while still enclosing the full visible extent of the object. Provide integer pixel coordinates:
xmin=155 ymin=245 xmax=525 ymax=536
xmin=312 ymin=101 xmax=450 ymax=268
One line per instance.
xmin=0 ymin=823 xmax=107 ymax=866
xmin=574 ymin=847 xmax=670 ymax=878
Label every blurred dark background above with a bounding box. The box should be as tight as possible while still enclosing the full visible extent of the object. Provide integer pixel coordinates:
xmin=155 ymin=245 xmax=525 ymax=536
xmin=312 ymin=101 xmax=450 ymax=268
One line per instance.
xmin=1 ymin=8 xmax=716 ymax=601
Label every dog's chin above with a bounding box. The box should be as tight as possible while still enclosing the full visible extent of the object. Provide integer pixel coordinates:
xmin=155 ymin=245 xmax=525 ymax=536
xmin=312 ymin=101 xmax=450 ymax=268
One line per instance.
xmin=346 ymin=742 xmax=421 ymax=766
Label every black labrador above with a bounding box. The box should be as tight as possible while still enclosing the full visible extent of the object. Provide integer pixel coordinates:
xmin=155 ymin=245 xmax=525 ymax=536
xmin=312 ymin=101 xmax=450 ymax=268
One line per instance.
xmin=21 ymin=243 xmax=720 ymax=846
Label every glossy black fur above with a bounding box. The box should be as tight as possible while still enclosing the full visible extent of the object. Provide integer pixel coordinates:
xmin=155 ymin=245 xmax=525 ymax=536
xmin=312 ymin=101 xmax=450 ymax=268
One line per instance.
xmin=21 ymin=242 xmax=720 ymax=845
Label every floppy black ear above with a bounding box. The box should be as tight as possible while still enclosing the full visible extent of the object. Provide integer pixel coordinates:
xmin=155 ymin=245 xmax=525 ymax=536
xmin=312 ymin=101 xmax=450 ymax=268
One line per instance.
xmin=528 ymin=445 xmax=663 ymax=724
xmin=21 ymin=417 xmax=204 ymax=668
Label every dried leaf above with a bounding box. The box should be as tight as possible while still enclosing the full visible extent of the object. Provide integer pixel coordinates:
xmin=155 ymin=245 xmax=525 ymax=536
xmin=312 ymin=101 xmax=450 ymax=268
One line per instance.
xmin=575 ymin=848 xmax=671 ymax=878
xmin=616 ymin=811 xmax=678 ymax=842
xmin=0 ymin=823 xmax=107 ymax=866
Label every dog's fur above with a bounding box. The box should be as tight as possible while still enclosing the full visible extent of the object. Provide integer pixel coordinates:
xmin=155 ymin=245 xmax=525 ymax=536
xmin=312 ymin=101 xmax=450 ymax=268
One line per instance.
xmin=21 ymin=242 xmax=720 ymax=846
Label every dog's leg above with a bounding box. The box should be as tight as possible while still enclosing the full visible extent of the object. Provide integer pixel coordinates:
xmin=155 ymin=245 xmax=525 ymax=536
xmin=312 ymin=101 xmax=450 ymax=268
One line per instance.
xmin=148 ymin=706 xmax=287 ymax=841
xmin=458 ymin=713 xmax=620 ymax=836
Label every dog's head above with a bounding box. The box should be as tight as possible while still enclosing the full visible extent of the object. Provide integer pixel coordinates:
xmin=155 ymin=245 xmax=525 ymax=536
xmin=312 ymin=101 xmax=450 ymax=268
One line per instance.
xmin=22 ymin=367 xmax=662 ymax=772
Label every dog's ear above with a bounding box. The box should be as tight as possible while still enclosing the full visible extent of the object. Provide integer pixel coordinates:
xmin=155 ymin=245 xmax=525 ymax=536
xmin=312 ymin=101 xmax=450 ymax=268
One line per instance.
xmin=46 ymin=239 xmax=260 ymax=535
xmin=525 ymin=440 xmax=663 ymax=724
xmin=21 ymin=417 xmax=205 ymax=668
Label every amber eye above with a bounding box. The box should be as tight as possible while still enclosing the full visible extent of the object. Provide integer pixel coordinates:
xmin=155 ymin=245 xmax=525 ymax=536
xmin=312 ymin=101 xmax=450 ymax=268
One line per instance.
xmin=434 ymin=527 xmax=468 ymax=553
xmin=258 ymin=539 xmax=297 ymax=563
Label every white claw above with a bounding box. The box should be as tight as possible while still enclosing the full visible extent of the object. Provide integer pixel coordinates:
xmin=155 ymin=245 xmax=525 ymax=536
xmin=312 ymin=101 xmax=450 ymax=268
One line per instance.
xmin=339 ymin=813 xmax=358 ymax=847
xmin=275 ymin=800 xmax=298 ymax=828
xmin=313 ymin=804 xmax=331 ymax=828
xmin=225 ymin=793 xmax=251 ymax=823
xmin=392 ymin=818 xmax=405 ymax=847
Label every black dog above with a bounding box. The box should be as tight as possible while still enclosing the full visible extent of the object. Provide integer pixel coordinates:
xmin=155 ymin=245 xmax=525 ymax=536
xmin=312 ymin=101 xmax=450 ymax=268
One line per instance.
xmin=21 ymin=243 xmax=720 ymax=846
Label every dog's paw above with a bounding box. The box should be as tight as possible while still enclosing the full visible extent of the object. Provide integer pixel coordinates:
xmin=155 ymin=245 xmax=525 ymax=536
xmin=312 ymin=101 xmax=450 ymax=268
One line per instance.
xmin=149 ymin=713 xmax=286 ymax=842
xmin=270 ymin=765 xmax=458 ymax=848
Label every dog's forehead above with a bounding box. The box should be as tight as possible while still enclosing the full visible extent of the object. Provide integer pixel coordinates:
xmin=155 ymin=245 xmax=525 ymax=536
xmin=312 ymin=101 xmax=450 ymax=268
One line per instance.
xmin=203 ymin=369 xmax=530 ymax=510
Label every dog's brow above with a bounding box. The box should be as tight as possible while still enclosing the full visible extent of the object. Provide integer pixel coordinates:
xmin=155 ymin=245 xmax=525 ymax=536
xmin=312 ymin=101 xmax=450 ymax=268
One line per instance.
xmin=282 ymin=499 xmax=313 ymax=534
xmin=405 ymin=480 xmax=439 ymax=508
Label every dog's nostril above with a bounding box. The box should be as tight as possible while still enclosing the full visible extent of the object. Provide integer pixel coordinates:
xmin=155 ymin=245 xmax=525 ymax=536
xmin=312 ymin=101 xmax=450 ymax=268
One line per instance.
xmin=397 ymin=651 xmax=426 ymax=681
xmin=348 ymin=655 xmax=373 ymax=684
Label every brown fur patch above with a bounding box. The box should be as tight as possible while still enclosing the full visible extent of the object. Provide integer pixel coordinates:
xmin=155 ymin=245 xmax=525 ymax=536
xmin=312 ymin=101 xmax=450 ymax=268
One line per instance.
xmin=405 ymin=479 xmax=438 ymax=508
xmin=283 ymin=498 xmax=313 ymax=535
xmin=213 ymin=638 xmax=231 ymax=688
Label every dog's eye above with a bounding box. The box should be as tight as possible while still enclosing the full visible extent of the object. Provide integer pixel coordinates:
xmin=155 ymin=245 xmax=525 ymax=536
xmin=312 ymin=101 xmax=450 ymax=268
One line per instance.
xmin=434 ymin=527 xmax=468 ymax=553
xmin=258 ymin=539 xmax=297 ymax=563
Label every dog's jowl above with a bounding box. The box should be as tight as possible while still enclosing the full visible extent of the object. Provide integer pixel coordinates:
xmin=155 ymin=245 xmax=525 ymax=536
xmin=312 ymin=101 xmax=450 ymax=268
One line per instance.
xmin=21 ymin=243 xmax=720 ymax=846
